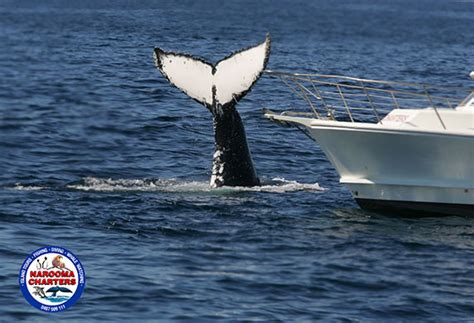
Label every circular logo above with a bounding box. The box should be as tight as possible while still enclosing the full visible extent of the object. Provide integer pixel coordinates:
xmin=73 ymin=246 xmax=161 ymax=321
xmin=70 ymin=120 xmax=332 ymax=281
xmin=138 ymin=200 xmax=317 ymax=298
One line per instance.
xmin=19 ymin=246 xmax=86 ymax=312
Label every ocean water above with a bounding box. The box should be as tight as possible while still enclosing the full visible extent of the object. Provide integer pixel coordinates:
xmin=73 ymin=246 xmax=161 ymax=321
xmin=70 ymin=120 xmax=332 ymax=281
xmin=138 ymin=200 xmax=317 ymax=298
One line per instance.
xmin=1 ymin=0 xmax=474 ymax=321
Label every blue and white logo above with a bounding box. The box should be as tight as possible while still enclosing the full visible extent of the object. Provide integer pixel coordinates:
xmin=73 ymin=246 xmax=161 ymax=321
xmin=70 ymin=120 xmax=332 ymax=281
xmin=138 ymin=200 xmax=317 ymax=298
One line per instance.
xmin=19 ymin=246 xmax=86 ymax=312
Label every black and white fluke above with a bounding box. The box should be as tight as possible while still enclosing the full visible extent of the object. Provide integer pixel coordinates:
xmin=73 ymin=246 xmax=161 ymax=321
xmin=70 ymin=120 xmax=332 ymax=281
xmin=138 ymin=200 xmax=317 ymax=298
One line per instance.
xmin=154 ymin=34 xmax=271 ymax=187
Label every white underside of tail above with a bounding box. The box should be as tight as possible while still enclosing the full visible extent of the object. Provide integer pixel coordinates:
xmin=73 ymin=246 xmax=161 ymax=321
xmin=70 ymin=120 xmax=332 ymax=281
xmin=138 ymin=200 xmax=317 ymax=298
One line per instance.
xmin=154 ymin=35 xmax=270 ymax=106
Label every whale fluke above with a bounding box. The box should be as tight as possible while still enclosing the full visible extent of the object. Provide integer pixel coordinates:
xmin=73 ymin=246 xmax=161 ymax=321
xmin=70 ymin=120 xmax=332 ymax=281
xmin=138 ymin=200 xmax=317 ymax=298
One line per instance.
xmin=154 ymin=35 xmax=271 ymax=187
xmin=46 ymin=286 xmax=73 ymax=297
xmin=154 ymin=34 xmax=270 ymax=109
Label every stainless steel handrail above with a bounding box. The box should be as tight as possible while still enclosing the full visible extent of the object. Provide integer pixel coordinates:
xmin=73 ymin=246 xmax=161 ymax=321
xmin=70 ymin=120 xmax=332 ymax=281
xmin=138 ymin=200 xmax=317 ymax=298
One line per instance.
xmin=265 ymin=70 xmax=473 ymax=128
xmin=265 ymin=70 xmax=472 ymax=92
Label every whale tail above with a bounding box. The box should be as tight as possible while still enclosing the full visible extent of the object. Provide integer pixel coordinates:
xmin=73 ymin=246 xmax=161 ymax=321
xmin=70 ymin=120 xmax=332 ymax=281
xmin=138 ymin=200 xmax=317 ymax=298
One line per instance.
xmin=153 ymin=34 xmax=270 ymax=110
xmin=153 ymin=35 xmax=270 ymax=187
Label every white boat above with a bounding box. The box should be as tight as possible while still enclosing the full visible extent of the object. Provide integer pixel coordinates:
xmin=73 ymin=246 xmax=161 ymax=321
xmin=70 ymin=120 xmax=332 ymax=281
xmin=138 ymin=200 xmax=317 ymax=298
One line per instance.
xmin=264 ymin=70 xmax=474 ymax=216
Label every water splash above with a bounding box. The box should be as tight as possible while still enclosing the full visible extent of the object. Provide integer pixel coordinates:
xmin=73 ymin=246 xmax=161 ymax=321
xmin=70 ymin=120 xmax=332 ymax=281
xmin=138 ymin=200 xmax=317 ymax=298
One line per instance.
xmin=64 ymin=176 xmax=325 ymax=193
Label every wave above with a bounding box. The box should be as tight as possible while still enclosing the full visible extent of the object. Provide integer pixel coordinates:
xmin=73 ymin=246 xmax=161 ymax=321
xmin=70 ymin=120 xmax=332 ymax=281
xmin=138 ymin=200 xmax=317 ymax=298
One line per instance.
xmin=46 ymin=295 xmax=70 ymax=303
xmin=13 ymin=177 xmax=325 ymax=194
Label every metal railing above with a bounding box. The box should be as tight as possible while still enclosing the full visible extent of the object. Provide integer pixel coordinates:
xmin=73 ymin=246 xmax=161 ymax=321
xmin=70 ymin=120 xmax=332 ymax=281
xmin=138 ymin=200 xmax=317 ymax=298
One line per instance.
xmin=265 ymin=70 xmax=473 ymax=128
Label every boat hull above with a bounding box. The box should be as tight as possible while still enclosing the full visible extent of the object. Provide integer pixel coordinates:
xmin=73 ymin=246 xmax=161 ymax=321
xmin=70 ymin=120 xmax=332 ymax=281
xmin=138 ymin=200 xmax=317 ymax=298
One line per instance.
xmin=307 ymin=122 xmax=474 ymax=216
xmin=264 ymin=113 xmax=474 ymax=216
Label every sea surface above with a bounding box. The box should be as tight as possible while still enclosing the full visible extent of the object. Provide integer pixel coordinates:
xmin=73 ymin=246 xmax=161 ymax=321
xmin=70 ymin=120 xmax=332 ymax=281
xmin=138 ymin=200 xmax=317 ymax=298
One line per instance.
xmin=1 ymin=0 xmax=474 ymax=321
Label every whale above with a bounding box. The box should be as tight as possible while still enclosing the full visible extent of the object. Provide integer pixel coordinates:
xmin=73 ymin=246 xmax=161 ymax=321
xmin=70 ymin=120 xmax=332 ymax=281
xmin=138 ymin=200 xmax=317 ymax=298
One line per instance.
xmin=154 ymin=35 xmax=271 ymax=187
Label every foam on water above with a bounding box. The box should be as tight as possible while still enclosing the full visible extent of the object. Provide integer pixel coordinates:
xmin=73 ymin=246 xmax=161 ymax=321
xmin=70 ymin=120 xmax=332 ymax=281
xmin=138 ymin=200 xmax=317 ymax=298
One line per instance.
xmin=67 ymin=176 xmax=325 ymax=193
xmin=12 ymin=184 xmax=46 ymax=191
xmin=10 ymin=176 xmax=325 ymax=193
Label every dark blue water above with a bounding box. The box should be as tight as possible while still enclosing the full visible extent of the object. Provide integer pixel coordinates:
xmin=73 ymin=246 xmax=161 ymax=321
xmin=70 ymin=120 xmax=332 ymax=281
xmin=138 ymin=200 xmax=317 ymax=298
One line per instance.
xmin=1 ymin=0 xmax=474 ymax=320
